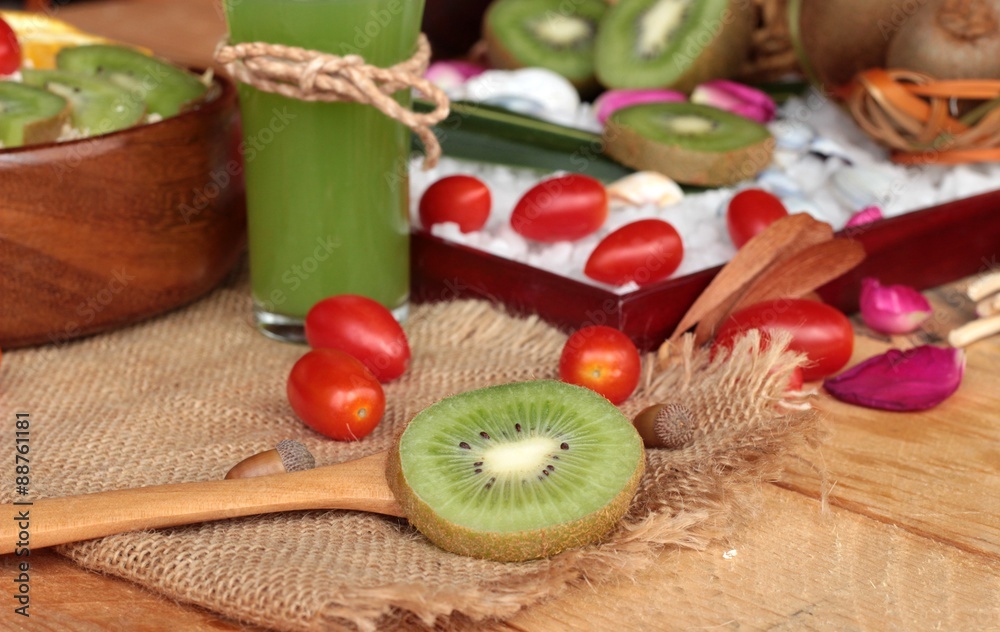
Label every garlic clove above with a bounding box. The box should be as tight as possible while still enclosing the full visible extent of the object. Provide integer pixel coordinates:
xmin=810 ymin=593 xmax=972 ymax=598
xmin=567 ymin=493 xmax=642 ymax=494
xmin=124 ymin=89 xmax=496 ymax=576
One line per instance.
xmin=823 ymin=346 xmax=965 ymax=411
xmin=690 ymin=79 xmax=776 ymax=124
xmin=859 ymin=277 xmax=932 ymax=335
xmin=605 ymin=171 xmax=684 ymax=208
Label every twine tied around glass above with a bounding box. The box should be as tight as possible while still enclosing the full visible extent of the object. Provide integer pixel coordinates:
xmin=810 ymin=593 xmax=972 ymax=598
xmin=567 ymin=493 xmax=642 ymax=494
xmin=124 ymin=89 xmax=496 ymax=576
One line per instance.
xmin=214 ymin=33 xmax=450 ymax=169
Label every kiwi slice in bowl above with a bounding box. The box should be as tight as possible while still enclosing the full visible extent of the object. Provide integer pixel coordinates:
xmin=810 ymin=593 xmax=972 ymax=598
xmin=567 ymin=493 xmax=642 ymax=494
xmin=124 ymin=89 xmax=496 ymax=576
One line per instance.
xmin=56 ymin=44 xmax=208 ymax=117
xmin=483 ymin=0 xmax=608 ymax=91
xmin=0 ymin=82 xmax=70 ymax=148
xmin=387 ymin=380 xmax=645 ymax=562
xmin=594 ymin=0 xmax=753 ymax=91
xmin=20 ymin=69 xmax=146 ymax=136
xmin=603 ymin=102 xmax=774 ymax=186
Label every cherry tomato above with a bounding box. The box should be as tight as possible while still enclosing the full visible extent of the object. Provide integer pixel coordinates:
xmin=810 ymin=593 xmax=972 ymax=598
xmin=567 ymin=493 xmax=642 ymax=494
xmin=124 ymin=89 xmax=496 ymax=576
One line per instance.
xmin=0 ymin=18 xmax=20 ymax=76
xmin=585 ymin=219 xmax=684 ymax=286
xmin=559 ymin=325 xmax=640 ymax=404
xmin=714 ymin=298 xmax=854 ymax=382
xmin=287 ymin=348 xmax=386 ymax=441
xmin=304 ymin=295 xmax=410 ymax=382
xmin=418 ymin=175 xmax=491 ymax=233
xmin=726 ymin=189 xmax=788 ymax=248
xmin=510 ymin=174 xmax=608 ymax=242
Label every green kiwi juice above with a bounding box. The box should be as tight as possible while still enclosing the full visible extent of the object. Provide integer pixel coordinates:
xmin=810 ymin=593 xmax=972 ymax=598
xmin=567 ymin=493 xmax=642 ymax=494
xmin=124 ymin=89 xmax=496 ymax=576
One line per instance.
xmin=224 ymin=0 xmax=424 ymax=337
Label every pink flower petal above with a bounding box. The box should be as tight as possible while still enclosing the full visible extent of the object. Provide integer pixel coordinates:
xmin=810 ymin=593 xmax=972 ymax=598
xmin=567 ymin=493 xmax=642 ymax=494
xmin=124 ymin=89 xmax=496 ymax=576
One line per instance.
xmin=690 ymin=79 xmax=777 ymax=124
xmin=823 ymin=346 xmax=965 ymax=411
xmin=845 ymin=205 xmax=884 ymax=228
xmin=425 ymin=61 xmax=486 ymax=91
xmin=594 ymin=89 xmax=686 ymax=125
xmin=860 ymin=277 xmax=933 ymax=335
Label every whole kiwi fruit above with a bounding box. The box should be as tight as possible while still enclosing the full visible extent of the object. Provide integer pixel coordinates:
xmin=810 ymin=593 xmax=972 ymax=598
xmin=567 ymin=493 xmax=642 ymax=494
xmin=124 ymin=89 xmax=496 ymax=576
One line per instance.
xmin=789 ymin=0 xmax=902 ymax=92
xmin=886 ymin=0 xmax=1000 ymax=79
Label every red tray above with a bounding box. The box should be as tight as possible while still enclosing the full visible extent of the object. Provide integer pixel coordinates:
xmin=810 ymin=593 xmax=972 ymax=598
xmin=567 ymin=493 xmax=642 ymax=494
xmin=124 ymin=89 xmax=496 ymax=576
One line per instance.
xmin=411 ymin=189 xmax=1000 ymax=351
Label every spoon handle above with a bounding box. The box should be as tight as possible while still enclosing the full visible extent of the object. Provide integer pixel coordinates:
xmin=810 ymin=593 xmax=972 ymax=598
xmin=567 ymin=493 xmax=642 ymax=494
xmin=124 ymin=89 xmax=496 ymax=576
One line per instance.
xmin=1 ymin=451 xmax=402 ymax=554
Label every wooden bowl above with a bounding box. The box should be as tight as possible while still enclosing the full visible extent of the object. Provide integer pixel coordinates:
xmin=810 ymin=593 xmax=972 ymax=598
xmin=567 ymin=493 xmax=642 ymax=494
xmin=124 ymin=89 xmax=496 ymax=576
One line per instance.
xmin=0 ymin=74 xmax=247 ymax=349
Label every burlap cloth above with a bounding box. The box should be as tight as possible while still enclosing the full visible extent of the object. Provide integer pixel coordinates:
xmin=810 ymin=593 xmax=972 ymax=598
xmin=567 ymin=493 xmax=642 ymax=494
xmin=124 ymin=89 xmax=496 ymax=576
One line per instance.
xmin=1 ymin=266 xmax=825 ymax=631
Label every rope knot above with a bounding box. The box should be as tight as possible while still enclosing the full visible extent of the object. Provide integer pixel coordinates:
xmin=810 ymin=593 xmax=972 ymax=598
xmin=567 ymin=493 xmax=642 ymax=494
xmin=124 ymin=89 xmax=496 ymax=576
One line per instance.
xmin=214 ymin=33 xmax=449 ymax=169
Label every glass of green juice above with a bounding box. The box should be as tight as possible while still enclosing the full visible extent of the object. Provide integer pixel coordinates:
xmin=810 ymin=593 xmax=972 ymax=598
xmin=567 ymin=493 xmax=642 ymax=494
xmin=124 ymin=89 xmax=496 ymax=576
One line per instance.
xmin=223 ymin=0 xmax=424 ymax=340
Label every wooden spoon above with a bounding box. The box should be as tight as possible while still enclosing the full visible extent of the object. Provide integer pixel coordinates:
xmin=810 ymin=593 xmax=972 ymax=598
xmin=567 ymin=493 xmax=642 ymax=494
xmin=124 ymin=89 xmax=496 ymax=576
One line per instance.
xmin=668 ymin=213 xmax=834 ymax=343
xmin=1 ymin=451 xmax=402 ymax=554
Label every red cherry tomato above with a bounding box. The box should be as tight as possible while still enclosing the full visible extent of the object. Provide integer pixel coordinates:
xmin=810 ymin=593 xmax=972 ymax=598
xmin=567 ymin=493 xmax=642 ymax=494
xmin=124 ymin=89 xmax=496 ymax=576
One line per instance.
xmin=726 ymin=189 xmax=788 ymax=248
xmin=558 ymin=325 xmax=641 ymax=404
xmin=0 ymin=18 xmax=21 ymax=76
xmin=510 ymin=174 xmax=608 ymax=242
xmin=585 ymin=218 xmax=684 ymax=286
xmin=714 ymin=298 xmax=854 ymax=382
xmin=304 ymin=295 xmax=410 ymax=382
xmin=418 ymin=175 xmax=491 ymax=233
xmin=287 ymin=348 xmax=386 ymax=441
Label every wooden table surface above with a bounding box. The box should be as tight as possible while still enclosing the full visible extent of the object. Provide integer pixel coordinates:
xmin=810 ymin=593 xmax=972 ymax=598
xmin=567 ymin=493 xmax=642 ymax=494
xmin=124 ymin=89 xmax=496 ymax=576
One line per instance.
xmin=4 ymin=1 xmax=1000 ymax=630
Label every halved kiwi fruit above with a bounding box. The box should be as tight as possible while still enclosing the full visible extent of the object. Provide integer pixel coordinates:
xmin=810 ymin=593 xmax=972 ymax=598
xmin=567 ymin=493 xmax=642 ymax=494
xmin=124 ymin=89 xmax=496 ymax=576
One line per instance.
xmin=594 ymin=0 xmax=753 ymax=91
xmin=603 ymin=102 xmax=774 ymax=186
xmin=0 ymin=81 xmax=70 ymax=148
xmin=483 ymin=0 xmax=608 ymax=91
xmin=20 ymin=69 xmax=146 ymax=136
xmin=56 ymin=44 xmax=207 ymax=117
xmin=387 ymin=380 xmax=645 ymax=562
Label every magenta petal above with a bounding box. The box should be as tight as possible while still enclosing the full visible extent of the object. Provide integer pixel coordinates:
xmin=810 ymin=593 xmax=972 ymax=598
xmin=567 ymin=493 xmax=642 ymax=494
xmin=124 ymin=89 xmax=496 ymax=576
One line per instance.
xmin=860 ymin=277 xmax=933 ymax=335
xmin=823 ymin=346 xmax=965 ymax=411
xmin=845 ymin=205 xmax=884 ymax=228
xmin=690 ymin=79 xmax=777 ymax=123
xmin=425 ymin=60 xmax=486 ymax=91
xmin=594 ymin=89 xmax=686 ymax=125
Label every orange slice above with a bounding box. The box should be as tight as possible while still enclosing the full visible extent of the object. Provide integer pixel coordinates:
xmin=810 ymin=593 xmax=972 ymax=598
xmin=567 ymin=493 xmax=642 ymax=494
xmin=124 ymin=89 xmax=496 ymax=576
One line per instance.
xmin=1 ymin=9 xmax=151 ymax=69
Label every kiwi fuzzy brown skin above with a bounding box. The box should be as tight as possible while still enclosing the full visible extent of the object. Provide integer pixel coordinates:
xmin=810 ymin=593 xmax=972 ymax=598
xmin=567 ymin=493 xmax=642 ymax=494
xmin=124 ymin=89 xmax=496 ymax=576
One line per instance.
xmin=789 ymin=0 xmax=901 ymax=93
xmin=602 ymin=107 xmax=775 ymax=187
xmin=386 ymin=379 xmax=647 ymax=562
xmin=387 ymin=442 xmax=645 ymax=562
xmin=594 ymin=0 xmax=755 ymax=93
xmin=886 ymin=0 xmax=1000 ymax=80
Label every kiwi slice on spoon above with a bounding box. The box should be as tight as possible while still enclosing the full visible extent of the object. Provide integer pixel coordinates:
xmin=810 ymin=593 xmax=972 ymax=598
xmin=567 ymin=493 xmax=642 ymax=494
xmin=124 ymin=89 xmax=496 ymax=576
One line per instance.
xmin=388 ymin=380 xmax=645 ymax=562
xmin=20 ymin=69 xmax=145 ymax=136
xmin=484 ymin=0 xmax=608 ymax=91
xmin=594 ymin=0 xmax=753 ymax=91
xmin=0 ymin=81 xmax=70 ymax=148
xmin=56 ymin=44 xmax=207 ymax=117
xmin=603 ymin=102 xmax=774 ymax=186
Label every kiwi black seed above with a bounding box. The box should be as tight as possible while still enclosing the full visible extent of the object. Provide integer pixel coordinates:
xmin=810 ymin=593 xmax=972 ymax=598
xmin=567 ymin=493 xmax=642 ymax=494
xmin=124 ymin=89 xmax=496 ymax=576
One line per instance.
xmin=603 ymin=102 xmax=775 ymax=186
xmin=484 ymin=0 xmax=609 ymax=91
xmin=0 ymin=82 xmax=70 ymax=149
xmin=387 ymin=380 xmax=645 ymax=562
xmin=56 ymin=44 xmax=208 ymax=118
xmin=19 ymin=69 xmax=146 ymax=137
xmin=594 ymin=0 xmax=753 ymax=91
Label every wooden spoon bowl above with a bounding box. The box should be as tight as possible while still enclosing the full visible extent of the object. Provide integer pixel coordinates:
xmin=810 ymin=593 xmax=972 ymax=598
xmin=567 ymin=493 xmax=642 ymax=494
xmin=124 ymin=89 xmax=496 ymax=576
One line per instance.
xmin=0 ymin=73 xmax=247 ymax=349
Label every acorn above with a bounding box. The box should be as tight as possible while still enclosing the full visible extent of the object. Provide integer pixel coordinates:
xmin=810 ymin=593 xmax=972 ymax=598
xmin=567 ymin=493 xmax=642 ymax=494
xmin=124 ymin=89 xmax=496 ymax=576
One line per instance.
xmin=633 ymin=403 xmax=696 ymax=449
xmin=224 ymin=440 xmax=316 ymax=479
